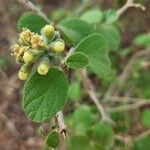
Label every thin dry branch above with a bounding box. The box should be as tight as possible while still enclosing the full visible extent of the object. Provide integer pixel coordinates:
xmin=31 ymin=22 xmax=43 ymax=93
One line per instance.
xmin=0 ymin=112 xmax=20 ymax=138
xmin=15 ymin=0 xmax=50 ymax=23
xmin=105 ymin=96 xmax=150 ymax=103
xmin=107 ymin=100 xmax=150 ymax=112
xmin=80 ymin=70 xmax=114 ymax=124
xmin=115 ymin=129 xmax=150 ymax=143
xmin=55 ymin=111 xmax=67 ymax=139
xmin=117 ymin=0 xmax=146 ymax=17
xmin=104 ymin=49 xmax=150 ymax=100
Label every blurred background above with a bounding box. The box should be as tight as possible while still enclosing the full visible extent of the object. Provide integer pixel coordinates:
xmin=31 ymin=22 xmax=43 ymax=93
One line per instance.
xmin=0 ymin=0 xmax=150 ymax=149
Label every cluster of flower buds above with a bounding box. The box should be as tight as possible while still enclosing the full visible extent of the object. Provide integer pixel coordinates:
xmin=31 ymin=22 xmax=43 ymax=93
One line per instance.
xmin=11 ymin=25 xmax=65 ymax=80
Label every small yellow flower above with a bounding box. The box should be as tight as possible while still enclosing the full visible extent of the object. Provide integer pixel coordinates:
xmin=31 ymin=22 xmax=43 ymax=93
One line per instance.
xmin=18 ymin=63 xmax=31 ymax=80
xmin=23 ymin=50 xmax=34 ymax=63
xmin=11 ymin=44 xmax=29 ymax=62
xmin=37 ymin=57 xmax=50 ymax=75
xmin=42 ymin=24 xmax=55 ymax=37
xmin=38 ymin=64 xmax=49 ymax=75
xmin=18 ymin=70 xmax=29 ymax=80
xmin=23 ymin=49 xmax=43 ymax=63
xmin=11 ymin=44 xmax=21 ymax=53
xmin=52 ymin=41 xmax=65 ymax=53
xmin=19 ymin=28 xmax=33 ymax=43
xmin=31 ymin=34 xmax=46 ymax=49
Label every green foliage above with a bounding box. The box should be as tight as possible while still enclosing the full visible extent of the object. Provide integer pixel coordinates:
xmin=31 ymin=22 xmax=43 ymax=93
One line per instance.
xmin=67 ymin=105 xmax=95 ymax=135
xmin=67 ymin=135 xmax=92 ymax=150
xmin=58 ymin=18 xmax=94 ymax=45
xmin=68 ymin=81 xmax=81 ymax=101
xmin=133 ymin=33 xmax=150 ymax=47
xmin=46 ymin=131 xmax=59 ymax=148
xmin=75 ymin=33 xmax=111 ymax=78
xmin=98 ymin=24 xmax=120 ymax=51
xmin=141 ymin=109 xmax=150 ymax=127
xmin=89 ymin=122 xmax=114 ymax=149
xmin=66 ymin=52 xmax=89 ymax=69
xmin=80 ymin=9 xmax=102 ymax=24
xmin=23 ymin=68 xmax=69 ymax=122
xmin=103 ymin=10 xmax=119 ymax=24
xmin=133 ymin=136 xmax=150 ymax=150
xmin=18 ymin=12 xmax=48 ymax=33
xmin=50 ymin=8 xmax=69 ymax=22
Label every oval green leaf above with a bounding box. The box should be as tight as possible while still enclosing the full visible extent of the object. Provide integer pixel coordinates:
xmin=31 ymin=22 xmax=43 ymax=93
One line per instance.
xmin=75 ymin=33 xmax=111 ymax=78
xmin=98 ymin=24 xmax=120 ymax=51
xmin=80 ymin=9 xmax=102 ymax=24
xmin=23 ymin=68 xmax=69 ymax=122
xmin=46 ymin=131 xmax=59 ymax=148
xmin=66 ymin=52 xmax=89 ymax=69
xmin=58 ymin=18 xmax=94 ymax=45
xmin=18 ymin=12 xmax=48 ymax=34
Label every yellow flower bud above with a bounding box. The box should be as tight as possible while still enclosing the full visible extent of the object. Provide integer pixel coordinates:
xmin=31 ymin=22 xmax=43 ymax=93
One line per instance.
xmin=19 ymin=28 xmax=33 ymax=43
xmin=43 ymin=25 xmax=55 ymax=37
xmin=11 ymin=44 xmax=29 ymax=62
xmin=18 ymin=71 xmax=29 ymax=80
xmin=37 ymin=57 xmax=50 ymax=75
xmin=11 ymin=44 xmax=21 ymax=53
xmin=23 ymin=49 xmax=43 ymax=63
xmin=31 ymin=34 xmax=47 ymax=49
xmin=23 ymin=50 xmax=34 ymax=63
xmin=52 ymin=41 xmax=65 ymax=53
xmin=18 ymin=63 xmax=32 ymax=80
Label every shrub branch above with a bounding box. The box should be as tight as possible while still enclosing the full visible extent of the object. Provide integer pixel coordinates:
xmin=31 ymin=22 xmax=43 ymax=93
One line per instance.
xmin=117 ymin=0 xmax=146 ymax=17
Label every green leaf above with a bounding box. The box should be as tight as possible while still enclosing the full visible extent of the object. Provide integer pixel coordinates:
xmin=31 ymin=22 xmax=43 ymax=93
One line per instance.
xmin=141 ymin=109 xmax=150 ymax=127
xmin=46 ymin=131 xmax=59 ymax=148
xmin=80 ymin=9 xmax=102 ymax=24
xmin=134 ymin=33 xmax=150 ymax=47
xmin=66 ymin=52 xmax=89 ymax=69
xmin=73 ymin=105 xmax=94 ymax=126
xmin=75 ymin=33 xmax=111 ymax=78
xmin=103 ymin=9 xmax=119 ymax=24
xmin=133 ymin=136 xmax=150 ymax=150
xmin=18 ymin=12 xmax=48 ymax=34
xmin=68 ymin=81 xmax=80 ymax=101
xmin=58 ymin=18 xmax=94 ymax=45
xmin=90 ymin=122 xmax=114 ymax=149
xmin=23 ymin=68 xmax=69 ymax=122
xmin=67 ymin=135 xmax=92 ymax=150
xmin=98 ymin=24 xmax=120 ymax=51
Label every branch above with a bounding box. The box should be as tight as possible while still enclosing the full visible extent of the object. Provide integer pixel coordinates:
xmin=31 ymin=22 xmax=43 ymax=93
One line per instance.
xmin=103 ymin=49 xmax=150 ymax=99
xmin=15 ymin=0 xmax=50 ymax=23
xmin=117 ymin=0 xmax=146 ymax=17
xmin=107 ymin=100 xmax=150 ymax=112
xmin=0 ymin=112 xmax=20 ymax=138
xmin=115 ymin=129 xmax=150 ymax=142
xmin=80 ymin=70 xmax=114 ymax=124
xmin=55 ymin=111 xmax=67 ymax=139
xmin=16 ymin=0 xmax=67 ymax=138
xmin=105 ymin=96 xmax=150 ymax=103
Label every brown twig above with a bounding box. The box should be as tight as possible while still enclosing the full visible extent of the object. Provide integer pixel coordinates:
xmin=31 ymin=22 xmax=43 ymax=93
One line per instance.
xmin=15 ymin=0 xmax=50 ymax=23
xmin=115 ymin=129 xmax=150 ymax=143
xmin=105 ymin=96 xmax=150 ymax=103
xmin=55 ymin=111 xmax=67 ymax=139
xmin=117 ymin=0 xmax=146 ymax=17
xmin=104 ymin=49 xmax=150 ymax=100
xmin=80 ymin=70 xmax=114 ymax=124
xmin=0 ymin=112 xmax=20 ymax=138
xmin=107 ymin=100 xmax=150 ymax=112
